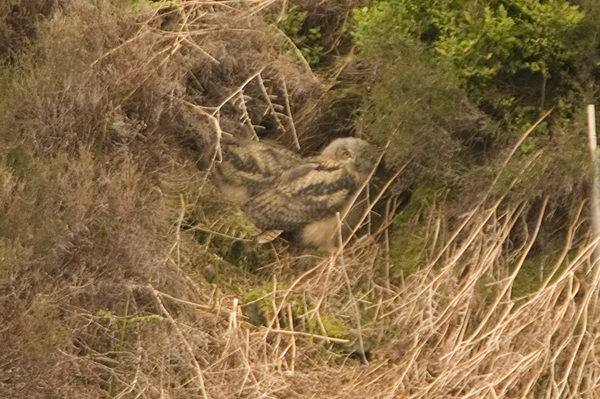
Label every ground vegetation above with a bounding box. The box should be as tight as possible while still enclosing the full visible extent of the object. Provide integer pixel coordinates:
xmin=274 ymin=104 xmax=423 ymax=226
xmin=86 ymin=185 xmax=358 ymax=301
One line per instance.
xmin=1 ymin=0 xmax=600 ymax=398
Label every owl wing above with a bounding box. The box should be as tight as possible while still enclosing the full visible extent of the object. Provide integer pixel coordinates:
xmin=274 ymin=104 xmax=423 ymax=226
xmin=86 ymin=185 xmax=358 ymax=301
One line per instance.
xmin=214 ymin=140 xmax=304 ymax=204
xmin=241 ymin=161 xmax=360 ymax=232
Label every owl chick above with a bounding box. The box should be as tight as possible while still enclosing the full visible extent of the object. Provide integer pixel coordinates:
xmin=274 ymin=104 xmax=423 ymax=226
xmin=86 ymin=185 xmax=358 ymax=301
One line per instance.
xmin=240 ymin=137 xmax=376 ymax=251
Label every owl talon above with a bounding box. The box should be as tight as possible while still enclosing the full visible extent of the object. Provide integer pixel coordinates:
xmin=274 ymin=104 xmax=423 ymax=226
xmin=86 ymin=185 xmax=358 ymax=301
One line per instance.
xmin=257 ymin=229 xmax=284 ymax=244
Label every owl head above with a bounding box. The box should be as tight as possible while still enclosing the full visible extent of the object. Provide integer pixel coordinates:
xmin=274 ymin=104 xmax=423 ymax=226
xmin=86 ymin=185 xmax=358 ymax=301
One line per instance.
xmin=319 ymin=137 xmax=377 ymax=176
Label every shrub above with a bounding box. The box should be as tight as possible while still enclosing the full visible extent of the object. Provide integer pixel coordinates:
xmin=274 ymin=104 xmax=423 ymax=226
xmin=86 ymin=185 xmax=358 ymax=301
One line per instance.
xmin=353 ymin=0 xmax=587 ymax=115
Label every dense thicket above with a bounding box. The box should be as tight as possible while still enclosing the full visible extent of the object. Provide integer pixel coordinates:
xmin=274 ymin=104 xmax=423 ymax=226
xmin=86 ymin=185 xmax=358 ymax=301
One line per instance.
xmin=349 ymin=0 xmax=600 ymax=276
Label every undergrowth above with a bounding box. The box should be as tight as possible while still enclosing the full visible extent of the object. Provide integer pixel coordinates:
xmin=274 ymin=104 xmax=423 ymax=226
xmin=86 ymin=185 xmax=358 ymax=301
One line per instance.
xmin=0 ymin=0 xmax=599 ymax=398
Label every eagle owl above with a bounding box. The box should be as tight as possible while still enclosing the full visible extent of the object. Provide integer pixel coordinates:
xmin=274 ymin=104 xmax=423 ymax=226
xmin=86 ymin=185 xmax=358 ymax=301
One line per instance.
xmin=214 ymin=137 xmax=376 ymax=251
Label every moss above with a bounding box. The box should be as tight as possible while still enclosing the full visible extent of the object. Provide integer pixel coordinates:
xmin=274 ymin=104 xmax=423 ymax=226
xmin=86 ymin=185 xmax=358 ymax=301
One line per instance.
xmin=183 ymin=185 xmax=282 ymax=274
xmin=243 ymin=283 xmax=279 ymax=326
xmin=511 ymin=238 xmax=570 ymax=299
xmin=389 ymin=228 xmax=427 ymax=279
xmin=186 ymin=186 xmax=258 ymax=241
xmin=387 ymin=175 xmax=459 ymax=278
xmin=320 ymin=314 xmax=350 ymax=340
xmin=243 ymin=283 xmax=316 ymax=330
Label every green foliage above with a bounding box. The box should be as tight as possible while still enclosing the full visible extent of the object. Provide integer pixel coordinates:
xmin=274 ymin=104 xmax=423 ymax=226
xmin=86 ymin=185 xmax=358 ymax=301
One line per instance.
xmin=357 ymin=40 xmax=466 ymax=161
xmin=353 ymin=0 xmax=587 ymax=114
xmin=281 ymin=6 xmax=323 ymax=68
xmin=351 ymin=0 xmax=597 ymax=273
xmin=281 ymin=6 xmax=306 ymax=37
xmin=356 ymin=37 xmax=488 ymax=214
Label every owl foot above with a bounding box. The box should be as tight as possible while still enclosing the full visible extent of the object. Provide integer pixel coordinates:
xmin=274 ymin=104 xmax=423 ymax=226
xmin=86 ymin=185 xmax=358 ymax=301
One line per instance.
xmin=257 ymin=229 xmax=284 ymax=244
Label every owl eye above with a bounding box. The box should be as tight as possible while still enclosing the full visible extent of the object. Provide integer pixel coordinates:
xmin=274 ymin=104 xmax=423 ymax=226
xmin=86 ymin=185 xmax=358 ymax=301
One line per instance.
xmin=341 ymin=150 xmax=352 ymax=159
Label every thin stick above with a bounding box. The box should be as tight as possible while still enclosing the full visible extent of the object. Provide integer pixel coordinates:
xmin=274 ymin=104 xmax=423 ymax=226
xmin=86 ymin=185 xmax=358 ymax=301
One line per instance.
xmin=384 ymin=199 xmax=391 ymax=290
xmin=286 ymin=302 xmax=296 ymax=373
xmin=256 ymin=73 xmax=287 ymax=134
xmin=269 ymin=328 xmax=350 ymax=343
xmin=280 ymin=79 xmax=300 ymax=150
xmin=176 ymin=194 xmax=185 ymax=265
xmin=337 ymin=212 xmax=368 ymax=363
xmin=588 ymin=103 xmax=600 ymax=264
xmin=268 ymin=24 xmax=323 ymax=85
xmin=185 ymin=225 xmax=255 ymax=242
xmin=152 ymin=289 xmax=222 ymax=313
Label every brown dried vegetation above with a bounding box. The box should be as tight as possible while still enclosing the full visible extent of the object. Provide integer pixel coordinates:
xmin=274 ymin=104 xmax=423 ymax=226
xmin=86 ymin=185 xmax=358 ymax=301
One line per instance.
xmin=0 ymin=1 xmax=599 ymax=398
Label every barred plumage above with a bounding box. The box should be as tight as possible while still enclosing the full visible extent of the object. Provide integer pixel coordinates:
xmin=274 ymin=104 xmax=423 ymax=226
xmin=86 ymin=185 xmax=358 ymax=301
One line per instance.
xmin=213 ymin=139 xmax=304 ymax=205
xmin=214 ymin=137 xmax=376 ymax=251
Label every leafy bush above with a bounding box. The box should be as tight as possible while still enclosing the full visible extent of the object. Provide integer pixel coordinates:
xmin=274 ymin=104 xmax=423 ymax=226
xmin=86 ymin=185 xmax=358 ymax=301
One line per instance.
xmin=354 ymin=0 xmax=586 ymax=113
xmin=351 ymin=0 xmax=596 ymax=284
